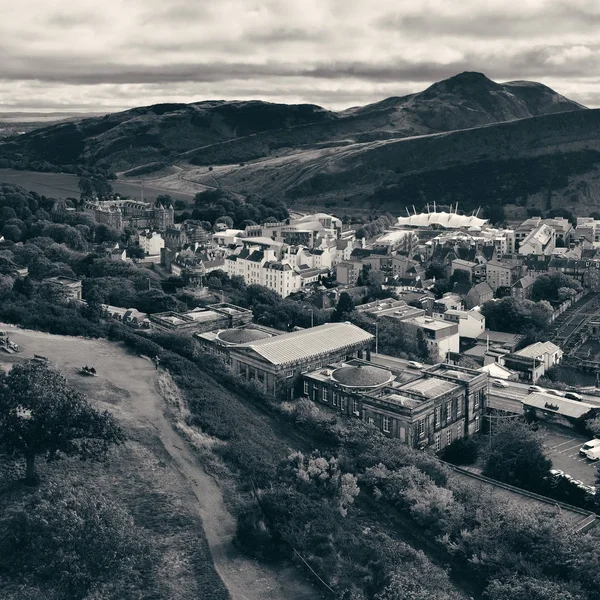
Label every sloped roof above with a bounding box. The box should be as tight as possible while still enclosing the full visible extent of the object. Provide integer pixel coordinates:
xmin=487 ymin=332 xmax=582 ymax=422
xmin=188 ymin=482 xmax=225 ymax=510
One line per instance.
xmin=478 ymin=363 xmax=514 ymax=379
xmin=513 ymin=275 xmax=535 ymax=289
xmin=515 ymin=341 xmax=562 ymax=359
xmin=233 ymin=323 xmax=373 ymax=366
xmin=524 ymin=393 xmax=595 ymax=419
xmin=469 ymin=282 xmax=493 ymax=297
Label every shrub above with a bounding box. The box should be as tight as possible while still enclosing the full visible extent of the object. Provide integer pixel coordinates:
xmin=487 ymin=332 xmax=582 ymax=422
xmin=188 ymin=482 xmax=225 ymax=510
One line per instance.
xmin=439 ymin=437 xmax=479 ymax=466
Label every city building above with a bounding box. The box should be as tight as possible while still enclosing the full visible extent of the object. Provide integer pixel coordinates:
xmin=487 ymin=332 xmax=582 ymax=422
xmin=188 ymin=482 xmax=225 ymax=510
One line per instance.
xmin=432 ymin=293 xmax=463 ymax=316
xmin=485 ymin=261 xmax=522 ymax=292
xmin=451 ymin=259 xmax=477 ymax=281
xmin=84 ymin=199 xmax=174 ymax=231
xmin=356 ymin=299 xmax=425 ymax=321
xmin=228 ymin=322 xmax=374 ymax=400
xmin=148 ymin=303 xmax=253 ymax=333
xmin=303 ymin=360 xmax=487 ymax=450
xmin=403 ymin=316 xmax=460 ymax=361
xmin=465 ymin=282 xmax=494 ymax=308
xmin=514 ymin=341 xmax=563 ymax=371
xmin=139 ymin=231 xmax=165 ymax=256
xmin=511 ymin=275 xmax=535 ymax=300
xmin=442 ymin=309 xmax=486 ymax=339
xmin=336 ymin=262 xmax=360 ymax=286
xmin=542 ymin=217 xmax=573 ymax=245
xmin=518 ymin=224 xmax=556 ymax=256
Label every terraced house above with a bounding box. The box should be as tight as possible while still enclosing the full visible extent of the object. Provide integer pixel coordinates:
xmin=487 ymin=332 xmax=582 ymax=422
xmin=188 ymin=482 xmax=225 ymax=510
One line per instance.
xmin=303 ymin=361 xmax=487 ymax=451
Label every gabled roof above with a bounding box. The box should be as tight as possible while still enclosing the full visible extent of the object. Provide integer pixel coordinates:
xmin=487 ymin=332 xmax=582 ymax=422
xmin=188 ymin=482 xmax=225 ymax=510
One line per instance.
xmin=469 ymin=282 xmax=493 ymax=297
xmin=232 ymin=323 xmax=373 ymax=366
xmin=515 ymin=341 xmax=562 ymax=359
xmin=512 ymin=275 xmax=535 ymax=289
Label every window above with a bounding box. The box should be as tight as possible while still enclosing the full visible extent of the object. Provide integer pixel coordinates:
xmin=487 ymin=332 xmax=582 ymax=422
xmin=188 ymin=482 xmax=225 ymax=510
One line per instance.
xmin=475 ymin=416 xmax=480 ymax=432
xmin=446 ymin=401 xmax=452 ymax=420
xmin=341 ymin=397 xmax=347 ymax=411
xmin=435 ymin=407 xmax=441 ymax=427
xmin=383 ymin=416 xmax=390 ymax=433
xmin=418 ymin=419 xmax=425 ymax=437
xmin=447 ymin=429 xmax=452 ymax=445
xmin=322 ymin=388 xmax=328 ymax=402
xmin=435 ymin=434 xmax=441 ymax=451
xmin=352 ymin=399 xmax=360 ymax=414
xmin=332 ymin=392 xmax=338 ymax=407
xmin=456 ymin=425 xmax=462 ymax=439
xmin=368 ymin=417 xmax=374 ymax=425
xmin=473 ymin=391 xmax=480 ymax=408
xmin=456 ymin=399 xmax=462 ymax=416
xmin=286 ymin=370 xmax=294 ymax=378
xmin=303 ymin=381 xmax=309 ymax=395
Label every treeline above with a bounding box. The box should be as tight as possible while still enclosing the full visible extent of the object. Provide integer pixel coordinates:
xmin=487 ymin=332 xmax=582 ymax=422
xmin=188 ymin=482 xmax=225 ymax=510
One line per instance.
xmin=177 ymin=188 xmax=289 ymax=228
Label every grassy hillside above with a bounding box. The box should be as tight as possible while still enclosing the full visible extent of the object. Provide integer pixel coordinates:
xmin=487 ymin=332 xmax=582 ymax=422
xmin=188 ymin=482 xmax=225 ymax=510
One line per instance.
xmin=180 ymin=108 xmax=600 ymax=214
xmin=0 ymin=72 xmax=585 ymax=175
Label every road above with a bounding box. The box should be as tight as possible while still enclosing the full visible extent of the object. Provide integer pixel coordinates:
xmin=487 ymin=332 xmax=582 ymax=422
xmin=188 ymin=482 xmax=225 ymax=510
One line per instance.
xmin=488 ymin=380 xmax=600 ymax=413
xmin=370 ymin=353 xmax=600 ymax=414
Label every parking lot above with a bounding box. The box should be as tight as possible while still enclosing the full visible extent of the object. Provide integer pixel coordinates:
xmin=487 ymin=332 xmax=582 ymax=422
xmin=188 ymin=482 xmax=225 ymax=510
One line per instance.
xmin=540 ymin=426 xmax=599 ymax=485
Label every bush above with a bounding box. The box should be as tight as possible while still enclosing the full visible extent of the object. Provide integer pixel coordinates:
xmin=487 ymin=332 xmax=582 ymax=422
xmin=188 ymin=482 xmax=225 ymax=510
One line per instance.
xmin=439 ymin=437 xmax=478 ymax=465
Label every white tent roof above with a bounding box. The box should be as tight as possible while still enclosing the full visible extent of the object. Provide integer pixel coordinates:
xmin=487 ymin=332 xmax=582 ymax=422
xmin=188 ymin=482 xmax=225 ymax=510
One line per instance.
xmin=396 ymin=211 xmax=488 ymax=229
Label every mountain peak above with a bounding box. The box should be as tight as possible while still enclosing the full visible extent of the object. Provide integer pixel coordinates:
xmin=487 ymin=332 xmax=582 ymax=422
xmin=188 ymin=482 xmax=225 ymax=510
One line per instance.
xmin=421 ymin=71 xmax=499 ymax=97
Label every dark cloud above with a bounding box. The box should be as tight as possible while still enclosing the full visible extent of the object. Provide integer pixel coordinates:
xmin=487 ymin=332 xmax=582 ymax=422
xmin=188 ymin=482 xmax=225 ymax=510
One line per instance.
xmin=2 ymin=0 xmax=600 ymax=112
xmin=377 ymin=2 xmax=600 ymax=38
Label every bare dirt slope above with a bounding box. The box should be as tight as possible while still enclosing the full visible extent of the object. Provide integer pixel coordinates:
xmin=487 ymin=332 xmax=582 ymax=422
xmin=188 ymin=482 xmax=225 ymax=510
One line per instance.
xmin=0 ymin=324 xmax=318 ymax=600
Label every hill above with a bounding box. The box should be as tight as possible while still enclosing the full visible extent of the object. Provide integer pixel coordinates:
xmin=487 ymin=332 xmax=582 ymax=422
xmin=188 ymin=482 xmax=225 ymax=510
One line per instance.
xmin=185 ymin=107 xmax=600 ymax=215
xmin=0 ymin=72 xmax=584 ymax=174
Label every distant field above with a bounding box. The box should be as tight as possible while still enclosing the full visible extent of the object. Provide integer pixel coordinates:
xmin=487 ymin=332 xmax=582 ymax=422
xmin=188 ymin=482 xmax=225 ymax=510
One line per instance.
xmin=0 ymin=169 xmax=195 ymax=202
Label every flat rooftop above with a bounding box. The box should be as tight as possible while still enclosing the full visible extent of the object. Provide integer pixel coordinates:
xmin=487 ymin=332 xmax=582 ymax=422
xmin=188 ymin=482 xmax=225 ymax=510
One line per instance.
xmin=400 ymin=377 xmax=460 ymax=398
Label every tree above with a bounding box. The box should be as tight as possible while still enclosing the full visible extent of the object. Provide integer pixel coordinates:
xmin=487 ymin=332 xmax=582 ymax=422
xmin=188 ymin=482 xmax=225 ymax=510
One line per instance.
xmin=484 ymin=576 xmax=580 ymax=600
xmin=587 ymin=415 xmax=600 ymax=438
xmin=332 ymin=292 xmax=355 ymax=322
xmin=78 ymin=177 xmax=94 ymax=201
xmin=127 ymin=245 xmax=146 ymax=259
xmin=2 ymin=223 xmax=22 ymax=242
xmin=214 ymin=215 xmax=234 ymax=229
xmin=0 ymin=362 xmax=125 ymax=484
xmin=483 ymin=420 xmax=551 ymax=491
xmin=416 ymin=329 xmax=429 ymax=360
xmin=0 ymin=482 xmax=150 ymax=599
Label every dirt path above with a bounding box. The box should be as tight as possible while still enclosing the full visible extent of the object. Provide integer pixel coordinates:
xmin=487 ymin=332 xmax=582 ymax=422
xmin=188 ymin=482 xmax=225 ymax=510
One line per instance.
xmin=0 ymin=325 xmax=319 ymax=600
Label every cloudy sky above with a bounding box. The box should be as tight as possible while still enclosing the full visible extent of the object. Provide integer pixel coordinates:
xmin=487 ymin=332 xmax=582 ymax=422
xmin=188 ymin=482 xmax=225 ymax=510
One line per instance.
xmin=1 ymin=0 xmax=599 ymax=114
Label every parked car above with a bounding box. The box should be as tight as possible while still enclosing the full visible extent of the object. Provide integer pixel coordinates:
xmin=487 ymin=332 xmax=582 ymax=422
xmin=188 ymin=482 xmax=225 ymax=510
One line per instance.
xmin=546 ymin=389 xmax=564 ymax=397
xmin=528 ymin=385 xmax=543 ymax=393
xmin=549 ymin=469 xmax=565 ymax=478
xmin=579 ymin=439 xmax=600 ymax=458
xmin=492 ymin=379 xmax=509 ymax=388
xmin=407 ymin=361 xmax=423 ymax=369
xmin=564 ymin=392 xmax=582 ymax=402
xmin=584 ymin=486 xmax=597 ymax=495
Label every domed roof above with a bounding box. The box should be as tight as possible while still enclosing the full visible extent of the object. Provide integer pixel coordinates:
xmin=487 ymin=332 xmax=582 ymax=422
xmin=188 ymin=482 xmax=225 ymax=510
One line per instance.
xmin=331 ymin=365 xmax=393 ymax=388
xmin=217 ymin=328 xmax=272 ymax=345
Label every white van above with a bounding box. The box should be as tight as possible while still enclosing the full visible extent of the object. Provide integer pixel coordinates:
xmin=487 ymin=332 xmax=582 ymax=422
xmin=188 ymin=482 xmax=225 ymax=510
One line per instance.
xmin=579 ymin=439 xmax=600 ymax=458
xmin=585 ymin=447 xmax=600 ymax=461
